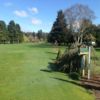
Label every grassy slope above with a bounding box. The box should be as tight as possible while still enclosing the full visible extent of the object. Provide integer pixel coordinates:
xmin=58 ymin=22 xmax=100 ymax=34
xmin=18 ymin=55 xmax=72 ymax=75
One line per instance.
xmin=0 ymin=43 xmax=94 ymax=100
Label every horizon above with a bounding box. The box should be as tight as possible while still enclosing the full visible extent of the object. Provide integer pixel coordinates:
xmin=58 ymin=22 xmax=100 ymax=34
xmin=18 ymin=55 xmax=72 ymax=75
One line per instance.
xmin=0 ymin=0 xmax=100 ymax=32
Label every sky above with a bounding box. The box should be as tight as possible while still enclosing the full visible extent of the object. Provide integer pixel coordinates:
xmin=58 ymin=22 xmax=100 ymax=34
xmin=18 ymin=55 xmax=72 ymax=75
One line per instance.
xmin=0 ymin=0 xmax=100 ymax=32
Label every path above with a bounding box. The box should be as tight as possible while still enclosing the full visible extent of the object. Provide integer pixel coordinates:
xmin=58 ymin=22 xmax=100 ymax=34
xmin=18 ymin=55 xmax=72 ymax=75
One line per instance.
xmin=81 ymin=75 xmax=100 ymax=100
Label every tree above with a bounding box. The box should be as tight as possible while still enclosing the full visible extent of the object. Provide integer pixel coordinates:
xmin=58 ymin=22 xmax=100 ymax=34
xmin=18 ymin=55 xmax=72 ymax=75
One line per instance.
xmin=83 ymin=24 xmax=96 ymax=42
xmin=0 ymin=20 xmax=8 ymax=43
xmin=37 ymin=29 xmax=43 ymax=40
xmin=8 ymin=20 xmax=23 ymax=43
xmin=16 ymin=24 xmax=23 ymax=43
xmin=95 ymin=25 xmax=100 ymax=47
xmin=42 ymin=32 xmax=48 ymax=41
xmin=48 ymin=10 xmax=68 ymax=45
xmin=64 ymin=4 xmax=95 ymax=44
xmin=8 ymin=20 xmax=16 ymax=43
xmin=32 ymin=32 xmax=36 ymax=38
xmin=83 ymin=24 xmax=100 ymax=47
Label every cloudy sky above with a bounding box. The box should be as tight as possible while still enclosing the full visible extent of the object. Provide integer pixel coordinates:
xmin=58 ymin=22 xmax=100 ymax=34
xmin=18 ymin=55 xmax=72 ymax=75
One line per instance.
xmin=0 ymin=0 xmax=100 ymax=32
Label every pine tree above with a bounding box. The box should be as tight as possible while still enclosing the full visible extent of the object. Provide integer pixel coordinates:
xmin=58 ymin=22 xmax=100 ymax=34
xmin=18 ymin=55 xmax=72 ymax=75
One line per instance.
xmin=48 ymin=10 xmax=68 ymax=45
xmin=37 ymin=30 xmax=43 ymax=40
xmin=8 ymin=20 xmax=16 ymax=43
xmin=0 ymin=20 xmax=8 ymax=43
xmin=16 ymin=24 xmax=23 ymax=43
xmin=8 ymin=20 xmax=23 ymax=43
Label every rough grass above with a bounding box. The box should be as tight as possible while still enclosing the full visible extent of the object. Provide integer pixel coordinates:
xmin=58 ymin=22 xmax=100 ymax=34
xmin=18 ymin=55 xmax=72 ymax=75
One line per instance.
xmin=0 ymin=43 xmax=95 ymax=100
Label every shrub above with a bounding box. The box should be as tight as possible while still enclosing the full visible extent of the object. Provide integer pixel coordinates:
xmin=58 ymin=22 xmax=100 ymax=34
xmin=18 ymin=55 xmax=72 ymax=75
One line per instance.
xmin=69 ymin=72 xmax=80 ymax=80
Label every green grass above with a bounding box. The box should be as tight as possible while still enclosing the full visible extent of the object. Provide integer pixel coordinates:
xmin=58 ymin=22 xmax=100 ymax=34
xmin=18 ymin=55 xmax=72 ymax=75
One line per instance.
xmin=0 ymin=43 xmax=95 ymax=100
xmin=92 ymin=48 xmax=100 ymax=74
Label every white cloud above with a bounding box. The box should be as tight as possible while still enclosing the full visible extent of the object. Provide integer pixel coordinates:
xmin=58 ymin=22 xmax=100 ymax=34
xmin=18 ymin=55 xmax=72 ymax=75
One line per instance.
xmin=4 ymin=2 xmax=13 ymax=7
xmin=14 ymin=10 xmax=28 ymax=17
xmin=29 ymin=7 xmax=38 ymax=14
xmin=32 ymin=18 xmax=42 ymax=25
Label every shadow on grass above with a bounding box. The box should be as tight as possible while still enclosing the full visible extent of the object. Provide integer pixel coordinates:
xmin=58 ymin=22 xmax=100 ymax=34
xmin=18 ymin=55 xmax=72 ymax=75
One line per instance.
xmin=95 ymin=48 xmax=100 ymax=52
xmin=41 ymin=62 xmax=100 ymax=93
xmin=47 ymin=62 xmax=58 ymax=72
xmin=40 ymin=69 xmax=52 ymax=73
xmin=46 ymin=51 xmax=57 ymax=55
xmin=40 ymin=62 xmax=58 ymax=73
xmin=51 ymin=77 xmax=82 ymax=86
xmin=47 ymin=62 xmax=100 ymax=90
xmin=51 ymin=77 xmax=96 ymax=94
xmin=52 ymin=77 xmax=100 ymax=91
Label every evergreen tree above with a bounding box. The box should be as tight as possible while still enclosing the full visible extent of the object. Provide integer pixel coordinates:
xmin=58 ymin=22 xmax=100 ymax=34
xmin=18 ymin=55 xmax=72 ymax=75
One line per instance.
xmin=16 ymin=24 xmax=23 ymax=43
xmin=8 ymin=20 xmax=16 ymax=43
xmin=0 ymin=20 xmax=8 ymax=43
xmin=37 ymin=29 xmax=43 ymax=40
xmin=32 ymin=32 xmax=36 ymax=38
xmin=8 ymin=20 xmax=23 ymax=43
xmin=48 ymin=10 xmax=68 ymax=45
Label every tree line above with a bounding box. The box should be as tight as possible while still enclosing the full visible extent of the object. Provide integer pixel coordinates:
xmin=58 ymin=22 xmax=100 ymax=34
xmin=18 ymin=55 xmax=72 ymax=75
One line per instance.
xmin=48 ymin=4 xmax=100 ymax=47
xmin=0 ymin=20 xmax=48 ymax=44
xmin=23 ymin=30 xmax=48 ymax=43
xmin=0 ymin=20 xmax=23 ymax=44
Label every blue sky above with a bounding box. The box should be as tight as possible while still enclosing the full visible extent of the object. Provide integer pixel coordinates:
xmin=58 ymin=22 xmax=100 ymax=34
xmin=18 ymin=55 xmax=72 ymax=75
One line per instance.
xmin=0 ymin=0 xmax=100 ymax=32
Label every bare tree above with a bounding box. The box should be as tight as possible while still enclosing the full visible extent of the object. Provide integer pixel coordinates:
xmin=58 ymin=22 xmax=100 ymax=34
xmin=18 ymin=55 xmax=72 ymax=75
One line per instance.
xmin=64 ymin=4 xmax=96 ymax=44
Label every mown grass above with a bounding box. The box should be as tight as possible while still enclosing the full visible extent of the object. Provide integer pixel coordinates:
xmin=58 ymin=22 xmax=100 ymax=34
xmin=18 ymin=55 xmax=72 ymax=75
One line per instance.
xmin=0 ymin=43 xmax=95 ymax=100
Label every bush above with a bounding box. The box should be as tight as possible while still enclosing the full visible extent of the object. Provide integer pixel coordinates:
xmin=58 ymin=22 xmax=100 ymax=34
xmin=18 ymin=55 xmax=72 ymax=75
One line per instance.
xmin=69 ymin=72 xmax=80 ymax=80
